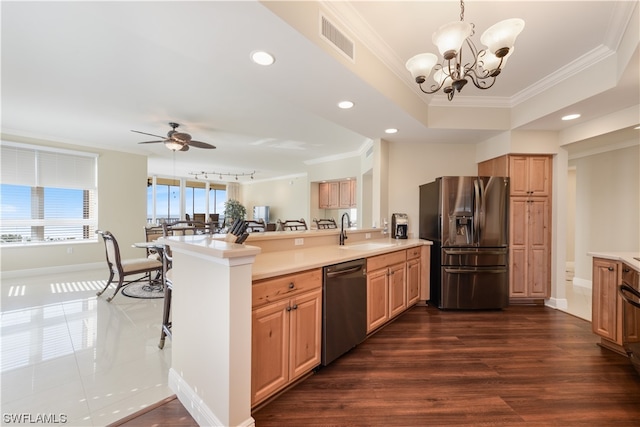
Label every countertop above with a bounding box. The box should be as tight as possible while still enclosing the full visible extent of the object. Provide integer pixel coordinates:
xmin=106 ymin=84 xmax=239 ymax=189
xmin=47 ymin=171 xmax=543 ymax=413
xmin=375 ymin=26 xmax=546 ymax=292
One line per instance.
xmin=588 ymin=251 xmax=640 ymax=272
xmin=252 ymin=238 xmax=431 ymax=280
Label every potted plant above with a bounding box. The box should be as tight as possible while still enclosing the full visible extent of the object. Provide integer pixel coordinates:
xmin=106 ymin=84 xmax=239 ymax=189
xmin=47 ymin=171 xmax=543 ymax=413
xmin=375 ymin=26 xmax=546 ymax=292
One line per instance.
xmin=223 ymin=199 xmax=246 ymax=229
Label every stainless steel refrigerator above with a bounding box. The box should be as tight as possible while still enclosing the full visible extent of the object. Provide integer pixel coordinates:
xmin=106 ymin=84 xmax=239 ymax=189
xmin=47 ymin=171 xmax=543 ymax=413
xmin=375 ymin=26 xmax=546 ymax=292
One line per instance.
xmin=419 ymin=176 xmax=509 ymax=309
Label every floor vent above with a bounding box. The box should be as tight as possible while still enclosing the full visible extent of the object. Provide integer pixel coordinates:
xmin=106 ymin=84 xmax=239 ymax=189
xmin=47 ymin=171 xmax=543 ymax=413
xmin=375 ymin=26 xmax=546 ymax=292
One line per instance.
xmin=320 ymin=14 xmax=354 ymax=61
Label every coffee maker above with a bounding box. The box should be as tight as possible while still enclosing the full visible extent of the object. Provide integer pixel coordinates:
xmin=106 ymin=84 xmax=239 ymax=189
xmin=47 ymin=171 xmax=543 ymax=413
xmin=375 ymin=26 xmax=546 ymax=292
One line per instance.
xmin=391 ymin=213 xmax=408 ymax=239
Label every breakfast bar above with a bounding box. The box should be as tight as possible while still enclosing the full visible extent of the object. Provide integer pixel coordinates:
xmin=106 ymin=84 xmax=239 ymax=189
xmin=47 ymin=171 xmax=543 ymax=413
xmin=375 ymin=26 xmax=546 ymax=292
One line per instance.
xmin=162 ymin=228 xmax=431 ymax=426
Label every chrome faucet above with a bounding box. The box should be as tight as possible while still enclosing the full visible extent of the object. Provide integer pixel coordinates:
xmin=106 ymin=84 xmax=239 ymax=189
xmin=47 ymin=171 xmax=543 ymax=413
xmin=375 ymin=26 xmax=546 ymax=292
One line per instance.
xmin=339 ymin=212 xmax=351 ymax=245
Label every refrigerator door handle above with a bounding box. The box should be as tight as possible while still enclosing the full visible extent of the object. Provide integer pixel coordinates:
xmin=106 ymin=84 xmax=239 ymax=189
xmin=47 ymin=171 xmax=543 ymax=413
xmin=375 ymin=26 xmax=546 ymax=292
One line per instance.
xmin=473 ymin=179 xmax=481 ymax=243
xmin=443 ymin=249 xmax=507 ymax=256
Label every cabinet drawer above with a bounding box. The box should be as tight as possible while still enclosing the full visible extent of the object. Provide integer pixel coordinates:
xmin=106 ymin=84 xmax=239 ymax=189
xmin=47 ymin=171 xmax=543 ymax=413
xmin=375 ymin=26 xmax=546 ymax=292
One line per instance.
xmin=406 ymin=246 xmax=421 ymax=260
xmin=368 ymin=250 xmax=406 ymax=271
xmin=253 ymin=268 xmax=322 ymax=308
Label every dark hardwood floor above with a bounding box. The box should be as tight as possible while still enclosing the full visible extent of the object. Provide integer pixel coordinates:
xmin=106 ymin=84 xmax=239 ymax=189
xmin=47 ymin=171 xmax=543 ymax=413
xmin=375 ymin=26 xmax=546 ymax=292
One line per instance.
xmin=115 ymin=305 xmax=640 ymax=426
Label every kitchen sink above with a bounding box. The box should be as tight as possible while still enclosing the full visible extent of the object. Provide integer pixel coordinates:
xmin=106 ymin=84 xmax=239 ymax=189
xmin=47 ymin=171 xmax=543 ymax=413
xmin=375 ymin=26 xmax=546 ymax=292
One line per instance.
xmin=340 ymin=242 xmax=396 ymax=250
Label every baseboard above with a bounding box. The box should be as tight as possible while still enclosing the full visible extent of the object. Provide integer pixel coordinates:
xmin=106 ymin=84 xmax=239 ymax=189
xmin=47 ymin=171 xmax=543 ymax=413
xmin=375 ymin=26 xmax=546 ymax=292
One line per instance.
xmin=1 ymin=262 xmax=104 ymax=280
xmin=545 ymin=297 xmax=568 ymax=311
xmin=168 ymin=368 xmax=255 ymax=427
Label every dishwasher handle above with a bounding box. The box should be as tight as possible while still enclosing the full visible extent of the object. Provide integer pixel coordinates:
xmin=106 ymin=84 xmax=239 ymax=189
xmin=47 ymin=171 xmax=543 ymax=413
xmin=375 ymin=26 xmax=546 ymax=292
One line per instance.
xmin=325 ymin=264 xmax=365 ymax=278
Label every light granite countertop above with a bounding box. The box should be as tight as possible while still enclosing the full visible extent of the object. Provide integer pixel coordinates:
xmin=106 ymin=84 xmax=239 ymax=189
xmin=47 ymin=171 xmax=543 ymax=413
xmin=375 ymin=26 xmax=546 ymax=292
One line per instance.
xmin=252 ymin=238 xmax=431 ymax=280
xmin=588 ymin=251 xmax=640 ymax=272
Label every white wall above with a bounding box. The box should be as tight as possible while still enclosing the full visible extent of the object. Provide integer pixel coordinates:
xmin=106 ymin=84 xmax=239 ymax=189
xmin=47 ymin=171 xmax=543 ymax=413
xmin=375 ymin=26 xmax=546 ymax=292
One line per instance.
xmin=241 ymin=175 xmax=309 ymax=224
xmin=1 ymin=135 xmax=148 ymax=273
xmin=387 ymin=140 xmax=479 ymax=238
xmin=572 ymin=144 xmax=640 ymax=284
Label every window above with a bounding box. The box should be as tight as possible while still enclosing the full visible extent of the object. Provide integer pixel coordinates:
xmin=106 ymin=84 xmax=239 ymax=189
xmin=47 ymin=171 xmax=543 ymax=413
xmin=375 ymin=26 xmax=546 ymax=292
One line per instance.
xmin=1 ymin=142 xmax=98 ymax=245
xmin=146 ymin=179 xmax=226 ymax=224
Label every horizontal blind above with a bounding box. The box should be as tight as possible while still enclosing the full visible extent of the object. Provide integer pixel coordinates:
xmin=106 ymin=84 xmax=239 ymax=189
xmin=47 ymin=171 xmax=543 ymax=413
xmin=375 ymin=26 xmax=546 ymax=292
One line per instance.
xmin=1 ymin=142 xmax=97 ymax=190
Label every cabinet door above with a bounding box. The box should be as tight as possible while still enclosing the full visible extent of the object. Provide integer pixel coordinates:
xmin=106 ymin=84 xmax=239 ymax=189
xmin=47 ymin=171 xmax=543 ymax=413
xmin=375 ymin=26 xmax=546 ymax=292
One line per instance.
xmin=367 ymin=268 xmax=389 ymax=333
xmin=592 ymin=258 xmax=620 ymax=343
xmin=528 ymin=156 xmax=550 ymax=196
xmin=509 ymin=198 xmax=528 ymax=297
xmin=319 ymin=182 xmax=330 ymax=209
xmin=527 ymin=198 xmax=550 ymax=297
xmin=349 ymin=179 xmax=357 ymax=207
xmin=509 ymin=156 xmax=530 ymax=196
xmin=289 ymin=289 xmax=322 ymax=381
xmin=407 ymin=257 xmax=421 ymax=306
xmin=339 ymin=181 xmax=352 ymax=208
xmin=388 ymin=263 xmax=407 ymax=319
xmin=327 ymin=182 xmax=340 ymax=208
xmin=252 ymin=299 xmax=290 ymax=405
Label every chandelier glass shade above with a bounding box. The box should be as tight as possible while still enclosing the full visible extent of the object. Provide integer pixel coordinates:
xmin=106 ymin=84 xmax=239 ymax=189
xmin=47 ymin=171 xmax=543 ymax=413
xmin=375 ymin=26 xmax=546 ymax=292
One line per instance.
xmin=405 ymin=0 xmax=524 ymax=101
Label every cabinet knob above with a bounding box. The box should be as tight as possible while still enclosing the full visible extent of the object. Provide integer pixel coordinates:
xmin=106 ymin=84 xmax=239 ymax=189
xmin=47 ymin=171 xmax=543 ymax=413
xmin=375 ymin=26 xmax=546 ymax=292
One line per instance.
xmin=623 ymin=268 xmax=630 ymax=273
xmin=288 ymin=282 xmax=295 ymax=289
xmin=292 ymin=304 xmax=298 ymax=310
xmin=608 ymin=267 xmax=615 ymax=271
xmin=286 ymin=306 xmax=292 ymax=312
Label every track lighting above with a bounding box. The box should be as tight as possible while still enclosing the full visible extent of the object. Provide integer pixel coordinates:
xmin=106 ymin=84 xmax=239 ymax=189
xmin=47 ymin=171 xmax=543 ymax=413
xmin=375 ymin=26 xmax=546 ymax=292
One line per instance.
xmin=188 ymin=170 xmax=256 ymax=181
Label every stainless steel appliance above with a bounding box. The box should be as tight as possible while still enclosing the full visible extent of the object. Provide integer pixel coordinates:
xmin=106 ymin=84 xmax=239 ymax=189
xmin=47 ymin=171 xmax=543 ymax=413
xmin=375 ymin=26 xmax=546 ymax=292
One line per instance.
xmin=322 ymin=258 xmax=367 ymax=365
xmin=253 ymin=205 xmax=270 ymax=224
xmin=619 ymin=265 xmax=640 ymax=376
xmin=419 ymin=176 xmax=509 ymax=309
xmin=391 ymin=213 xmax=408 ymax=239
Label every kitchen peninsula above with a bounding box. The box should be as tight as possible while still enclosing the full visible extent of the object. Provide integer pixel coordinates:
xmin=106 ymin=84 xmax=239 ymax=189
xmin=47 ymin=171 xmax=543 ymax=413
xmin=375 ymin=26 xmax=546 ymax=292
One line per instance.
xmin=161 ymin=228 xmax=431 ymax=427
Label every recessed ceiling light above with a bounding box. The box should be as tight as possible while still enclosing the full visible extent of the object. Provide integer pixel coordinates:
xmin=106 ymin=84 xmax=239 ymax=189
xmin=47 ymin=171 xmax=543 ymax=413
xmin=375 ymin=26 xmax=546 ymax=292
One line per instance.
xmin=385 ymin=128 xmax=398 ymax=134
xmin=251 ymin=51 xmax=275 ymax=66
xmin=562 ymin=113 xmax=581 ymax=121
xmin=337 ymin=100 xmax=354 ymax=109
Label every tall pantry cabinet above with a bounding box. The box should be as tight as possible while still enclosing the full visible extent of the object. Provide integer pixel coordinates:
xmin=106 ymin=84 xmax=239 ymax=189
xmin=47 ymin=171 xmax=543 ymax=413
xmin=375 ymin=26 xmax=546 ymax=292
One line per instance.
xmin=478 ymin=155 xmax=552 ymax=301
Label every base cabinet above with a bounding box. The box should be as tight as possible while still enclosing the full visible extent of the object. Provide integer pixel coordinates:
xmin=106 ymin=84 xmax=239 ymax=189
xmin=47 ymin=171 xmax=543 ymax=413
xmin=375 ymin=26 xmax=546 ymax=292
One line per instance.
xmin=592 ymin=258 xmax=620 ymax=345
xmin=251 ymin=269 xmax=322 ymax=407
xmin=366 ymin=248 xmax=421 ymax=333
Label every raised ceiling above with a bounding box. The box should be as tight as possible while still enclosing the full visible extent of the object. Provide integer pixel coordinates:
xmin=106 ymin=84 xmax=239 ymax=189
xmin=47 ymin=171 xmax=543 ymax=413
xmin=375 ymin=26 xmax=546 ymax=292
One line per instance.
xmin=2 ymin=1 xmax=638 ymax=180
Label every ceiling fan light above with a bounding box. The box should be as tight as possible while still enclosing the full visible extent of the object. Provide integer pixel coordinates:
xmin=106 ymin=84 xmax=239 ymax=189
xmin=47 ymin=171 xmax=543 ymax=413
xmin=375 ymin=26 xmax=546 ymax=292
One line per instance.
xmin=480 ymin=18 xmax=525 ymax=56
xmin=432 ymin=21 xmax=473 ymax=60
xmin=405 ymin=53 xmax=438 ymax=82
xmin=165 ymin=141 xmax=184 ymax=151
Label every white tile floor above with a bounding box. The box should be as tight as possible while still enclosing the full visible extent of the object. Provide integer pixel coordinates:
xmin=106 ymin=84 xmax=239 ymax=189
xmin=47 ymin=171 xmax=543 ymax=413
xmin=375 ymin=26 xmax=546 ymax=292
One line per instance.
xmin=1 ymin=265 xmax=592 ymax=426
xmin=1 ymin=268 xmax=173 ymax=426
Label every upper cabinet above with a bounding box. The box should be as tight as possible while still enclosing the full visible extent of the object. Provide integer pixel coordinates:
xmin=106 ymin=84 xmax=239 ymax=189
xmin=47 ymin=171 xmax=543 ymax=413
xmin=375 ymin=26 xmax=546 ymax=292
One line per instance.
xmin=509 ymin=156 xmax=551 ymax=197
xmin=319 ymin=179 xmax=356 ymax=209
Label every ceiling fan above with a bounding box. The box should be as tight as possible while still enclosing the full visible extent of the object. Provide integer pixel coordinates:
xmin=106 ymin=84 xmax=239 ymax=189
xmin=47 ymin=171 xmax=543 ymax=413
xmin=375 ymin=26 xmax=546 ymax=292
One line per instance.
xmin=132 ymin=122 xmax=216 ymax=152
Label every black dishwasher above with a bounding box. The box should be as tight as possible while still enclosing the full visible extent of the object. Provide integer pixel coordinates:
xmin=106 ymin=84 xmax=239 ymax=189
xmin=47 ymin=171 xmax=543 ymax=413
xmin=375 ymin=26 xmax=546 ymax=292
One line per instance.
xmin=322 ymin=258 xmax=367 ymax=366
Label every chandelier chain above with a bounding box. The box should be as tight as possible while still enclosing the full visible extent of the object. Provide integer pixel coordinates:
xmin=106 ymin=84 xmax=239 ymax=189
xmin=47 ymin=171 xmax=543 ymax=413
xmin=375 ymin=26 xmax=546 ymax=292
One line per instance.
xmin=460 ymin=0 xmax=465 ymax=22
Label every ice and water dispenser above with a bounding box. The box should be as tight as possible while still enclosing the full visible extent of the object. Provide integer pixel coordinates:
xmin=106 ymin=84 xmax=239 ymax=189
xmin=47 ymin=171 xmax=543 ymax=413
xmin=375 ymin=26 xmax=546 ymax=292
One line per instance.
xmin=449 ymin=215 xmax=473 ymax=245
xmin=391 ymin=213 xmax=408 ymax=239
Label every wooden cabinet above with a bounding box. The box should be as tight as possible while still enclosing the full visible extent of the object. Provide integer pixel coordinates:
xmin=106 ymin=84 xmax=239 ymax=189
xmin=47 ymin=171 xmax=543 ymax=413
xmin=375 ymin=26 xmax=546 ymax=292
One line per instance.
xmin=319 ymin=182 xmax=340 ymax=209
xmin=510 ymin=197 xmax=550 ymax=298
xmin=592 ymin=258 xmax=620 ymax=345
xmin=406 ymin=247 xmax=421 ymax=306
xmin=479 ymin=154 xmax=552 ymax=300
xmin=509 ymin=156 xmax=550 ymax=197
xmin=319 ymin=179 xmax=356 ymax=209
xmin=366 ymin=248 xmax=422 ymax=333
xmin=591 ymin=258 xmax=640 ymax=356
xmin=251 ymin=268 xmax=322 ymax=406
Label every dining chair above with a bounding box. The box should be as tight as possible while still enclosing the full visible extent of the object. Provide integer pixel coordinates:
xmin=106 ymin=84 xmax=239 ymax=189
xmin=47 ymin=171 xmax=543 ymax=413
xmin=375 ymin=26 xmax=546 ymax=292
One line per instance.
xmin=158 ymin=244 xmax=173 ymax=349
xmin=313 ymin=218 xmax=338 ymax=229
xmin=245 ymin=219 xmax=266 ymax=232
xmin=278 ymin=218 xmax=308 ymax=231
xmin=95 ymin=230 xmax=163 ymax=302
xmin=144 ymin=224 xmax=164 ymax=259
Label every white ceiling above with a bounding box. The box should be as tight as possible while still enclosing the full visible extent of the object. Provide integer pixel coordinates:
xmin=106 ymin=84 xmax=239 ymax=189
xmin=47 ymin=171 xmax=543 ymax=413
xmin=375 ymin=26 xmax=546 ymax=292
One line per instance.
xmin=2 ymin=1 xmax=638 ymax=181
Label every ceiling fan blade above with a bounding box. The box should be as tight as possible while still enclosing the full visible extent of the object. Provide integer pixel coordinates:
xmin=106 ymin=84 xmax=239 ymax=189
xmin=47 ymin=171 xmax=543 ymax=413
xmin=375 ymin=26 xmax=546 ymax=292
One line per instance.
xmin=131 ymin=130 xmax=166 ymax=139
xmin=189 ymin=140 xmax=217 ymax=149
xmin=137 ymin=140 xmax=165 ymax=144
xmin=179 ymin=144 xmax=190 ymax=152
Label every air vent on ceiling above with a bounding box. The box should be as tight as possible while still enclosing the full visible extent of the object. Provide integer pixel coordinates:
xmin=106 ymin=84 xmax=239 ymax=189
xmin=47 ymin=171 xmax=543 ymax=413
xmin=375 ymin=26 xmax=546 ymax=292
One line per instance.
xmin=320 ymin=14 xmax=354 ymax=61
xmin=366 ymin=146 xmax=373 ymax=158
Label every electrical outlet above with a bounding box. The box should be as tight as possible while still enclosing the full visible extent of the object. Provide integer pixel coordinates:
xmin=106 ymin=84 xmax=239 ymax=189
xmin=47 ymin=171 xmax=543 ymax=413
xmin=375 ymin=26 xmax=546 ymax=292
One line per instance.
xmin=294 ymin=238 xmax=304 ymax=246
xmin=67 ymin=247 xmax=73 ymax=254
xmin=365 ymin=233 xmax=371 ymax=239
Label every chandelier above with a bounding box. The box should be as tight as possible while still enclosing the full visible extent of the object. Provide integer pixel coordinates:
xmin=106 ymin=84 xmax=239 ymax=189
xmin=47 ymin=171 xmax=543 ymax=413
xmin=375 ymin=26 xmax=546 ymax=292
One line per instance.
xmin=189 ymin=170 xmax=255 ymax=181
xmin=405 ymin=0 xmax=524 ymax=101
